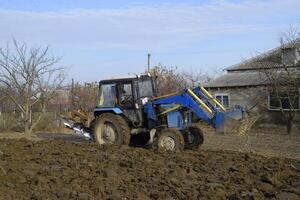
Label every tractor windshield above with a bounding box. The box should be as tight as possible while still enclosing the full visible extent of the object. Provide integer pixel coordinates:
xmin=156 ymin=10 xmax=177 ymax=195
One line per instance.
xmin=98 ymin=83 xmax=116 ymax=107
xmin=138 ymin=79 xmax=154 ymax=97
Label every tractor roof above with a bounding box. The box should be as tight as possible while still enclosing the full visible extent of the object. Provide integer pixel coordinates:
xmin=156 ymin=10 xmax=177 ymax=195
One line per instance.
xmin=100 ymin=74 xmax=151 ymax=84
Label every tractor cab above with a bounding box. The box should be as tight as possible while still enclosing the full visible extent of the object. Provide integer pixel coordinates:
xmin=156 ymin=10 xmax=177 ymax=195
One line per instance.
xmin=95 ymin=74 xmax=156 ymax=124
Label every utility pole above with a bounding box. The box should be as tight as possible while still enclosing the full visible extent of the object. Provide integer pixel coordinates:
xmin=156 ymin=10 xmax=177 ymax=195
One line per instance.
xmin=71 ymin=78 xmax=74 ymax=110
xmin=147 ymin=53 xmax=151 ymax=72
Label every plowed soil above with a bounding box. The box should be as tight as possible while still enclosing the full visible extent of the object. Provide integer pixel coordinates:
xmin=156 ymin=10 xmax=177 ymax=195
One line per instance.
xmin=0 ymin=138 xmax=299 ymax=200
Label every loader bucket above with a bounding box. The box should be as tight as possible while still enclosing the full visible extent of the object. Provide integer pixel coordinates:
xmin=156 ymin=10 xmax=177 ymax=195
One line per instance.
xmin=215 ymin=106 xmax=245 ymax=134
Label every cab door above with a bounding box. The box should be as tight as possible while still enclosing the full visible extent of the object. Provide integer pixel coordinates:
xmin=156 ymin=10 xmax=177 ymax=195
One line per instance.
xmin=117 ymin=81 xmax=140 ymax=122
xmin=117 ymin=82 xmax=134 ymax=109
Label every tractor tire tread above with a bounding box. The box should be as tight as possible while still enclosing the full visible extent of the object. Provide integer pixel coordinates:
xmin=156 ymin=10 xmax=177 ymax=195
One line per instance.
xmin=92 ymin=113 xmax=130 ymax=145
xmin=157 ymin=128 xmax=184 ymax=152
xmin=184 ymin=125 xmax=204 ymax=150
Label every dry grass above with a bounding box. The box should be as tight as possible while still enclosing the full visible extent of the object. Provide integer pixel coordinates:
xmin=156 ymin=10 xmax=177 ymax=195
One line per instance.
xmin=0 ymin=112 xmax=65 ymax=133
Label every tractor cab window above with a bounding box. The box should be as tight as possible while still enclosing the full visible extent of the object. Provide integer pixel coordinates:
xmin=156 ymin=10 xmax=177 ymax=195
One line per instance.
xmin=138 ymin=79 xmax=154 ymax=98
xmin=98 ymin=84 xmax=116 ymax=107
xmin=118 ymin=83 xmax=133 ymax=108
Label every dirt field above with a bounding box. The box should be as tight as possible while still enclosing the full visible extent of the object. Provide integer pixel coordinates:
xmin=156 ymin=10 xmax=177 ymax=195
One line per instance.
xmin=0 ymin=131 xmax=299 ymax=200
xmin=203 ymin=131 xmax=300 ymax=160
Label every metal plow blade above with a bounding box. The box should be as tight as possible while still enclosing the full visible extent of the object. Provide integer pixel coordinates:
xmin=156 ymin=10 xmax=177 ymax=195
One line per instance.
xmin=62 ymin=118 xmax=92 ymax=140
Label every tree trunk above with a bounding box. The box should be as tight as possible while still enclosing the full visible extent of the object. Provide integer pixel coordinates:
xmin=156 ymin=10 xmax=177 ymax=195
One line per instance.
xmin=24 ymin=102 xmax=32 ymax=134
xmin=24 ymin=121 xmax=30 ymax=134
xmin=29 ymin=102 xmax=46 ymax=133
xmin=286 ymin=114 xmax=294 ymax=134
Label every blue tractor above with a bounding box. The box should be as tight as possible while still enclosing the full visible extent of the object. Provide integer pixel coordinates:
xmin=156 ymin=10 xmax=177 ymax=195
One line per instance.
xmin=65 ymin=74 xmax=244 ymax=151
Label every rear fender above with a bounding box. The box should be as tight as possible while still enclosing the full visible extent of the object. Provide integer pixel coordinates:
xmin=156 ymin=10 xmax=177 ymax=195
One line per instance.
xmin=94 ymin=107 xmax=123 ymax=118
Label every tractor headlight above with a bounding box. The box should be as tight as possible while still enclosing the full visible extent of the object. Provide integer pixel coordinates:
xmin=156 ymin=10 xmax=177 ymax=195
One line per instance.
xmin=141 ymin=97 xmax=149 ymax=105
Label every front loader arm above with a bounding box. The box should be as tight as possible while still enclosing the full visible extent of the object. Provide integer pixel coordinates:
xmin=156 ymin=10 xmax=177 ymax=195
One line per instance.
xmin=153 ymin=90 xmax=214 ymax=124
xmin=147 ymin=86 xmax=244 ymax=132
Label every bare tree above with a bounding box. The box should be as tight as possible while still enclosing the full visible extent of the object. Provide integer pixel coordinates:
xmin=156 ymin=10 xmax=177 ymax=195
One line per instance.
xmin=70 ymin=81 xmax=99 ymax=112
xmin=150 ymin=64 xmax=211 ymax=95
xmin=256 ymin=28 xmax=300 ymax=133
xmin=0 ymin=40 xmax=66 ymax=134
xmin=182 ymin=69 xmax=211 ymax=88
xmin=150 ymin=64 xmax=187 ymax=95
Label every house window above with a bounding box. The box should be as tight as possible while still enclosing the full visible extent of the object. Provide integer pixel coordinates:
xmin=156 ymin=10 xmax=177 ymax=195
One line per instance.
xmin=215 ymin=94 xmax=230 ymax=108
xmin=268 ymin=91 xmax=299 ymax=110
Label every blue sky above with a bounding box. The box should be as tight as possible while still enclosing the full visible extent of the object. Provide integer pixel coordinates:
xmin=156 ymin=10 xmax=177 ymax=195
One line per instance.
xmin=0 ymin=0 xmax=299 ymax=82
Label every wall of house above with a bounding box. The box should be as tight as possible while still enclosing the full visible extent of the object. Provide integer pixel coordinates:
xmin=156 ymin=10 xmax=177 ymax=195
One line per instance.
xmin=207 ymin=86 xmax=300 ymax=128
xmin=207 ymin=86 xmax=268 ymax=112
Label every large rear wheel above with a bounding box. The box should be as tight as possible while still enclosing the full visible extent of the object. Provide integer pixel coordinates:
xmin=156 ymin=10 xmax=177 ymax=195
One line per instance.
xmin=157 ymin=128 xmax=184 ymax=151
xmin=183 ymin=126 xmax=204 ymax=150
xmin=92 ymin=113 xmax=130 ymax=145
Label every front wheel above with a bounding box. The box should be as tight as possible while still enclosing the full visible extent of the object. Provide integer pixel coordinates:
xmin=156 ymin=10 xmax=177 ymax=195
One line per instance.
xmin=157 ymin=128 xmax=184 ymax=151
xmin=183 ymin=126 xmax=204 ymax=150
xmin=92 ymin=113 xmax=130 ymax=145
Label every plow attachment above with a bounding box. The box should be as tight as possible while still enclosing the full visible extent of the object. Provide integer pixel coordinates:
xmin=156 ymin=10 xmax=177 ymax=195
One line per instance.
xmin=63 ymin=119 xmax=92 ymax=140
xmin=61 ymin=110 xmax=93 ymax=140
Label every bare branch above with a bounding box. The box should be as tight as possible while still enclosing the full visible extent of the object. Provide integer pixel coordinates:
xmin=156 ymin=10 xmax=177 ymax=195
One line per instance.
xmin=256 ymin=27 xmax=300 ymax=133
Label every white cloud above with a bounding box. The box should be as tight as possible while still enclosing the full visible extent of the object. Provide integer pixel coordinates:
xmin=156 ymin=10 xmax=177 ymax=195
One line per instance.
xmin=0 ymin=0 xmax=299 ymax=50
